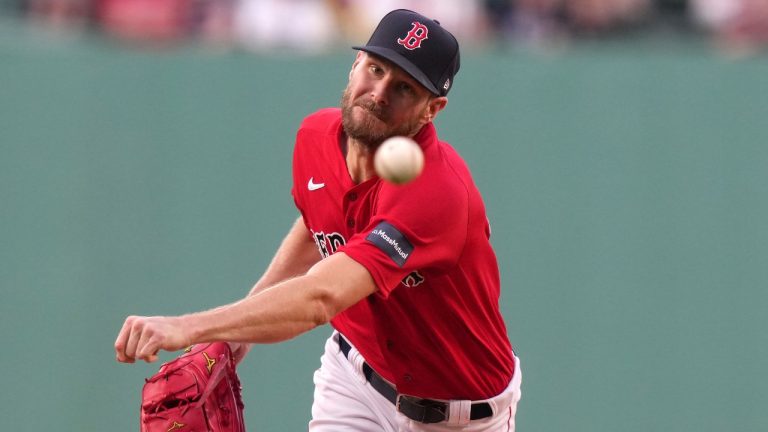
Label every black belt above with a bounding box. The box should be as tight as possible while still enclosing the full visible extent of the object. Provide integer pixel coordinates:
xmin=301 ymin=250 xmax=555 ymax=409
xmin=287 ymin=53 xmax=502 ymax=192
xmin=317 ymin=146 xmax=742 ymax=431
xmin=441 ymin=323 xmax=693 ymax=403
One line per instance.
xmin=337 ymin=335 xmax=493 ymax=424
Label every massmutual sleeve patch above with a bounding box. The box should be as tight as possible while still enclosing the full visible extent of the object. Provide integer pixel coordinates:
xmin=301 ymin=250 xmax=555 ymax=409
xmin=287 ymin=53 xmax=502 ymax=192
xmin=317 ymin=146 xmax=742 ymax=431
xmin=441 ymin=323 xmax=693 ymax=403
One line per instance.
xmin=365 ymin=221 xmax=414 ymax=267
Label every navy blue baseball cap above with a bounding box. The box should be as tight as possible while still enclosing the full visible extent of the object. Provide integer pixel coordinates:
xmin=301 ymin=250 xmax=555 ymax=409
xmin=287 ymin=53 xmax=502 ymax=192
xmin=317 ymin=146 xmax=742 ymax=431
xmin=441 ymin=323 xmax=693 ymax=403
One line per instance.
xmin=353 ymin=9 xmax=461 ymax=96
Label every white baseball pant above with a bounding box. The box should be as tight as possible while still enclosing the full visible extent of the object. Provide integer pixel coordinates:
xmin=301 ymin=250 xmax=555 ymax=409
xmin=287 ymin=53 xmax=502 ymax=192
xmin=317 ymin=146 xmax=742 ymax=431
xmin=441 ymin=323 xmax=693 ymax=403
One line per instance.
xmin=309 ymin=331 xmax=522 ymax=432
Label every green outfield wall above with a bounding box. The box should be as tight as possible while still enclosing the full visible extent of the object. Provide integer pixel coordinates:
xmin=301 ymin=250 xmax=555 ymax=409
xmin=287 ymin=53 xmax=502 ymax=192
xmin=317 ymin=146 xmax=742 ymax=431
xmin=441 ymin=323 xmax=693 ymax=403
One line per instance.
xmin=2 ymin=27 xmax=767 ymax=431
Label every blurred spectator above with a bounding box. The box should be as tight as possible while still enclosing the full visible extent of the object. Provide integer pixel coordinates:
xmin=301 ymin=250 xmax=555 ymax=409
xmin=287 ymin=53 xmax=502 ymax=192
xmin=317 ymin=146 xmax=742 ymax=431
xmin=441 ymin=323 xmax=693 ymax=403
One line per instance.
xmin=332 ymin=0 xmax=488 ymax=45
xmin=691 ymin=0 xmax=768 ymax=52
xmin=192 ymin=0 xmax=236 ymax=47
xmin=485 ymin=0 xmax=653 ymax=45
xmin=95 ymin=0 xmax=191 ymax=43
xmin=232 ymin=0 xmax=337 ymax=53
xmin=15 ymin=0 xmax=768 ymax=53
xmin=565 ymin=0 xmax=652 ymax=35
xmin=25 ymin=0 xmax=90 ymax=31
xmin=93 ymin=0 xmax=236 ymax=46
xmin=490 ymin=0 xmax=569 ymax=46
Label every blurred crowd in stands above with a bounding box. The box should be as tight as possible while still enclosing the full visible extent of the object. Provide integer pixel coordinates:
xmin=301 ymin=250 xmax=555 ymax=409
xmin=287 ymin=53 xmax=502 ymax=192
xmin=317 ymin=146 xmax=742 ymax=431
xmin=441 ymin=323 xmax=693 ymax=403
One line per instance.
xmin=11 ymin=0 xmax=768 ymax=53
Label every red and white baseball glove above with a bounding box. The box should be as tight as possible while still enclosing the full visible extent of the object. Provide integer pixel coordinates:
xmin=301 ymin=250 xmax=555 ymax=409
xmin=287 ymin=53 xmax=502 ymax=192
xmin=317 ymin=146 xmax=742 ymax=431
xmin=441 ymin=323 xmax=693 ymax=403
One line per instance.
xmin=140 ymin=342 xmax=245 ymax=432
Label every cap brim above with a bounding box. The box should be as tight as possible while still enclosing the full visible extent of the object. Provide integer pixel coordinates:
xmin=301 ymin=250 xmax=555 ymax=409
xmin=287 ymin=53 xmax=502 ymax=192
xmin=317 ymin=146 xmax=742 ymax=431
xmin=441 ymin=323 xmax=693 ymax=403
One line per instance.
xmin=353 ymin=46 xmax=440 ymax=95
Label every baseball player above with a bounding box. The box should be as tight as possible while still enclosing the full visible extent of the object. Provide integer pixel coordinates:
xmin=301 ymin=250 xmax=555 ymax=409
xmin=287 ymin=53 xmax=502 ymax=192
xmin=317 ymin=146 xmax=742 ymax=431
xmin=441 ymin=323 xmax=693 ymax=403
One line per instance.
xmin=115 ymin=9 xmax=522 ymax=431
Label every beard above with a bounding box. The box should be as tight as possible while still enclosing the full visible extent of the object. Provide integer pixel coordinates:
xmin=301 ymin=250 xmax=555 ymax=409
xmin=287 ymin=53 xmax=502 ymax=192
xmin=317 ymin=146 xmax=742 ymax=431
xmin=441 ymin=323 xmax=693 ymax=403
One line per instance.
xmin=340 ymin=86 xmax=424 ymax=152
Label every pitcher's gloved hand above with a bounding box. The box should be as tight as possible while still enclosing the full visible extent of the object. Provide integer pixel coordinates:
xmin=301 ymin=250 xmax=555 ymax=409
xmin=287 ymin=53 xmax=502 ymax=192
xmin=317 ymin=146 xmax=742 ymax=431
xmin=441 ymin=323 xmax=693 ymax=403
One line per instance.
xmin=140 ymin=342 xmax=246 ymax=432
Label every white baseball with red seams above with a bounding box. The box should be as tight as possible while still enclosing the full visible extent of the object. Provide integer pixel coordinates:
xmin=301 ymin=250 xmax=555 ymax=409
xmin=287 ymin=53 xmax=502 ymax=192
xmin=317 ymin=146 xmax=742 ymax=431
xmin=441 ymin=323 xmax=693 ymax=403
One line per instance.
xmin=374 ymin=136 xmax=425 ymax=185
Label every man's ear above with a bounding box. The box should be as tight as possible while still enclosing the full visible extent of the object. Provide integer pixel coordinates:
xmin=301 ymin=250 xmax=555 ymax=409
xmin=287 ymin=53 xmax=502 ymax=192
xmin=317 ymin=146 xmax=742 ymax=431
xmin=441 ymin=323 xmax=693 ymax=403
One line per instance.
xmin=425 ymin=97 xmax=448 ymax=123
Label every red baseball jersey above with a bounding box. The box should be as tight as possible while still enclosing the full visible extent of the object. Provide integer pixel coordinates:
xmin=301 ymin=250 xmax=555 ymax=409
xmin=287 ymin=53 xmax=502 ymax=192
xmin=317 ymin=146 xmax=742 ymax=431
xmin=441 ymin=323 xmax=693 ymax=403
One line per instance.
xmin=292 ymin=108 xmax=514 ymax=400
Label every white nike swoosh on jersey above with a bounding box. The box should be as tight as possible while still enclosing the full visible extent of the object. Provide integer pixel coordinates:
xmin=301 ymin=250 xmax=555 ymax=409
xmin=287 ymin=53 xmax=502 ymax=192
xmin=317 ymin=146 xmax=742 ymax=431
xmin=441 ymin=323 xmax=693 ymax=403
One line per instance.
xmin=308 ymin=177 xmax=326 ymax=191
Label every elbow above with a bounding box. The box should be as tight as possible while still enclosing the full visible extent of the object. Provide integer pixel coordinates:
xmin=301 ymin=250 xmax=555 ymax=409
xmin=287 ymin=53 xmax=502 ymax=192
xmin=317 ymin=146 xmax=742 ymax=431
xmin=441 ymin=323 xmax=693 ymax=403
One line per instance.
xmin=306 ymin=277 xmax=342 ymax=328
xmin=311 ymin=291 xmax=338 ymax=328
xmin=311 ymin=303 xmax=333 ymax=329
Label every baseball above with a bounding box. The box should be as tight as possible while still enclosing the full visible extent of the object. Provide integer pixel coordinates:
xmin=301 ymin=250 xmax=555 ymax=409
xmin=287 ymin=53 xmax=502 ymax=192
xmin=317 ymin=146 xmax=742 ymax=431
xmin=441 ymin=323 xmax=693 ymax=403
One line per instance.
xmin=374 ymin=136 xmax=424 ymax=185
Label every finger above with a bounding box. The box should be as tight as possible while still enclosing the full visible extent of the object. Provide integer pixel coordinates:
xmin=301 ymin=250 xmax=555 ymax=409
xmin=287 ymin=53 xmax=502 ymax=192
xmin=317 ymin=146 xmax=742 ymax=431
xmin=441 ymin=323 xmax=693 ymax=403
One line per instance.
xmin=124 ymin=318 xmax=144 ymax=362
xmin=114 ymin=316 xmax=136 ymax=363
xmin=136 ymin=327 xmax=160 ymax=363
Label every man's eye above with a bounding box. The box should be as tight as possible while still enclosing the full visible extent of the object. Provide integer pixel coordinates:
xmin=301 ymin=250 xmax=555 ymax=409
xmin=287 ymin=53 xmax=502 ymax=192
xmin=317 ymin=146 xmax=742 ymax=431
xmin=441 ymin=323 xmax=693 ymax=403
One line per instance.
xmin=398 ymin=83 xmax=414 ymax=94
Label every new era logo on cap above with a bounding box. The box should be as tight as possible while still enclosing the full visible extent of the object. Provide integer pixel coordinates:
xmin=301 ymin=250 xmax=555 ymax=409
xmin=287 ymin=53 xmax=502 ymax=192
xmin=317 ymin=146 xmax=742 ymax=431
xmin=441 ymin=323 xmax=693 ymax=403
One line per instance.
xmin=352 ymin=9 xmax=460 ymax=96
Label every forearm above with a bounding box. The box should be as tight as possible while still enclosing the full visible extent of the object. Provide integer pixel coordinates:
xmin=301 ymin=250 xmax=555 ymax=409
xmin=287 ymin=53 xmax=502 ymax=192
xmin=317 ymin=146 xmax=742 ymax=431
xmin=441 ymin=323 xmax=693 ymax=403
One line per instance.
xmin=183 ymin=251 xmax=377 ymax=345
xmin=183 ymin=274 xmax=332 ymax=344
xmin=114 ymin=252 xmax=376 ymax=363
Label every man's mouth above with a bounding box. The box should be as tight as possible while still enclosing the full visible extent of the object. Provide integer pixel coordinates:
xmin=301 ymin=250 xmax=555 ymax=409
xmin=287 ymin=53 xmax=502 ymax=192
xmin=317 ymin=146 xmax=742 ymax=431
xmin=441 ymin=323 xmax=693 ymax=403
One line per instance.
xmin=355 ymin=101 xmax=386 ymax=121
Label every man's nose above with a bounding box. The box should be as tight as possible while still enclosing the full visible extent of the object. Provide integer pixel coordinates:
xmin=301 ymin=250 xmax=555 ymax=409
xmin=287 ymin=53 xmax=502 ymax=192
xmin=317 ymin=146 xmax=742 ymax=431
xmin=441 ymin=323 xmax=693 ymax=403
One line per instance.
xmin=370 ymin=80 xmax=390 ymax=106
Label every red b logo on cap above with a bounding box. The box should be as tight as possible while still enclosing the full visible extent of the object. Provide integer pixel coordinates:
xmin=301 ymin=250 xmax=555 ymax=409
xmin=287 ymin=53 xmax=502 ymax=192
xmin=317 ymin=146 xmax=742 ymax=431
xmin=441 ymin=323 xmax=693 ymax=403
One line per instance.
xmin=397 ymin=21 xmax=429 ymax=50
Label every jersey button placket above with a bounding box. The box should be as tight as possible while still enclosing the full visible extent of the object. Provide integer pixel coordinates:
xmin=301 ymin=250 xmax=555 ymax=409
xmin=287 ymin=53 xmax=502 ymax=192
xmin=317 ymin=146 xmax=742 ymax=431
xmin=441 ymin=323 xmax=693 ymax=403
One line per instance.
xmin=343 ymin=190 xmax=359 ymax=231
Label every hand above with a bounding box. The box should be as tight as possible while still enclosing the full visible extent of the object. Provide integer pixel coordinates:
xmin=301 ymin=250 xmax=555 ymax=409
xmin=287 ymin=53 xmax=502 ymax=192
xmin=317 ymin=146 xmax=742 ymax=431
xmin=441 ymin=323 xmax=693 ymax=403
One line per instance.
xmin=114 ymin=315 xmax=191 ymax=363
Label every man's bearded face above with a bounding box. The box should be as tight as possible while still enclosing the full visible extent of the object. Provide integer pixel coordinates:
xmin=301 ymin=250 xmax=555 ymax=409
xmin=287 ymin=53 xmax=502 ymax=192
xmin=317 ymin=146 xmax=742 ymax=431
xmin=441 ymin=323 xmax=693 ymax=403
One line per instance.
xmin=340 ymin=85 xmax=425 ymax=151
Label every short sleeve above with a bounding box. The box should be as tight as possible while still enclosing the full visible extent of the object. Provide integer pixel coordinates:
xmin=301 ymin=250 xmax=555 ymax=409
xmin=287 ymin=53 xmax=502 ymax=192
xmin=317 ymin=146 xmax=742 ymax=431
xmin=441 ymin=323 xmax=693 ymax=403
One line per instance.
xmin=341 ymin=176 xmax=468 ymax=297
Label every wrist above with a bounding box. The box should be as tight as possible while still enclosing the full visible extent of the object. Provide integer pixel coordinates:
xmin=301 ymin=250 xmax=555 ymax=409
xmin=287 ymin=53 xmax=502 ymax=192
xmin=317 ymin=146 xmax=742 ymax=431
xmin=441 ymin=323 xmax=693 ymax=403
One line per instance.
xmin=177 ymin=313 xmax=204 ymax=346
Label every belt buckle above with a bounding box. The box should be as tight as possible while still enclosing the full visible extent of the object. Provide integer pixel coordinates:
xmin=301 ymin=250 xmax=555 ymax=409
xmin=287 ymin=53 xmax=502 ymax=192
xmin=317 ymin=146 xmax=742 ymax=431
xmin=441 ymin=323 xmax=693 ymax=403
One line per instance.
xmin=395 ymin=394 xmax=414 ymax=413
xmin=396 ymin=394 xmax=447 ymax=424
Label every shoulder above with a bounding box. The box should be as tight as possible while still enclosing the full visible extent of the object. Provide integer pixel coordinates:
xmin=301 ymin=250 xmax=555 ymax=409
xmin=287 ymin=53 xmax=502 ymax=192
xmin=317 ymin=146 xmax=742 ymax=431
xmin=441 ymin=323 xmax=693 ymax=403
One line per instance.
xmin=378 ymin=139 xmax=472 ymax=217
xmin=411 ymin=124 xmax=474 ymax=192
xmin=424 ymin=139 xmax=473 ymax=194
xmin=294 ymin=108 xmax=341 ymax=157
xmin=433 ymin=140 xmax=474 ymax=188
xmin=298 ymin=108 xmax=341 ymax=134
